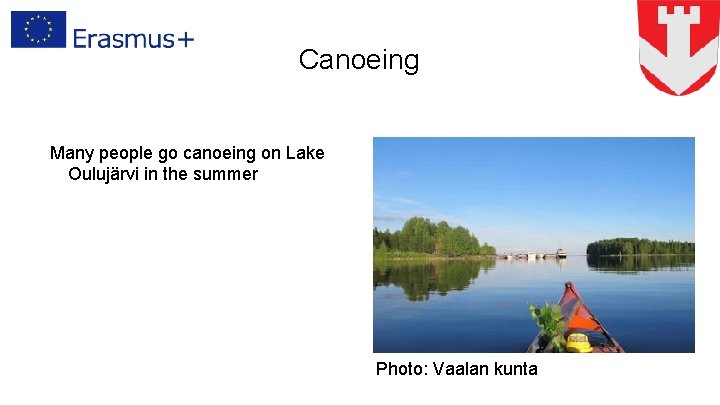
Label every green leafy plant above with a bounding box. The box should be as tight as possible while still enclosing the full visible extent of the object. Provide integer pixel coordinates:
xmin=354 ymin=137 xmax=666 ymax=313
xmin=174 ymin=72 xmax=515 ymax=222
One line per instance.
xmin=529 ymin=302 xmax=566 ymax=352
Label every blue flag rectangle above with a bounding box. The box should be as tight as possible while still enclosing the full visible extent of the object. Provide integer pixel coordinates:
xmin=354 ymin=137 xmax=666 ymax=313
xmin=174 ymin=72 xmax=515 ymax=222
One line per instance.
xmin=11 ymin=11 xmax=66 ymax=48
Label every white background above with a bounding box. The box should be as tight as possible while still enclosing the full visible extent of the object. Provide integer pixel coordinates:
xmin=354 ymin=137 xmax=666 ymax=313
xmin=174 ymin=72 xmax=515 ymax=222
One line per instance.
xmin=0 ymin=1 xmax=712 ymax=403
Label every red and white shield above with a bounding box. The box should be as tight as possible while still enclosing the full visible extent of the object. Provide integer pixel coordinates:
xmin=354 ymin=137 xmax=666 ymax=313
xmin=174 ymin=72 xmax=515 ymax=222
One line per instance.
xmin=638 ymin=1 xmax=720 ymax=95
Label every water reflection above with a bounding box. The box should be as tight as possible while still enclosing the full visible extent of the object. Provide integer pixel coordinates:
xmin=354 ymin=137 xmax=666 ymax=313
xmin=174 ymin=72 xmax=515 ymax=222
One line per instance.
xmin=373 ymin=260 xmax=495 ymax=301
xmin=374 ymin=256 xmax=695 ymax=352
xmin=587 ymin=255 xmax=695 ymax=273
xmin=499 ymin=257 xmax=568 ymax=269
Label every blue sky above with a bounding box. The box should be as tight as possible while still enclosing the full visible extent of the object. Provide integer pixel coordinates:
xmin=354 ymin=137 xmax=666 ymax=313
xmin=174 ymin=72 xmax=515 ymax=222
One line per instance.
xmin=373 ymin=138 xmax=695 ymax=254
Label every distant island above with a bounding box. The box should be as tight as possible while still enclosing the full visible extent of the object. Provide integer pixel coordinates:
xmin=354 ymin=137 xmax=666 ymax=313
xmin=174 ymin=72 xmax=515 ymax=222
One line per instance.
xmin=586 ymin=238 xmax=694 ymax=256
xmin=374 ymin=217 xmax=496 ymax=259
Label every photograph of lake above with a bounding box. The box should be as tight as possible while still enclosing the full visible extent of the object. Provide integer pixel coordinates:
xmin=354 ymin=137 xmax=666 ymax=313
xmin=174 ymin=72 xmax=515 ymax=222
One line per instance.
xmin=373 ymin=138 xmax=694 ymax=353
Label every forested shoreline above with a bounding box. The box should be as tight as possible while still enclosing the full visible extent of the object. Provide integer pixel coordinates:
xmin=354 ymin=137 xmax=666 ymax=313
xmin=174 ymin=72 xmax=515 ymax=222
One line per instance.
xmin=373 ymin=217 xmax=496 ymax=258
xmin=586 ymin=238 xmax=694 ymax=256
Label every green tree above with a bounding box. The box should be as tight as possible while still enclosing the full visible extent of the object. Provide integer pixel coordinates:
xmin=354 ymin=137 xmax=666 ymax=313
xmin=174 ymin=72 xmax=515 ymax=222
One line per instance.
xmin=586 ymin=238 xmax=694 ymax=256
xmin=374 ymin=217 xmax=496 ymax=257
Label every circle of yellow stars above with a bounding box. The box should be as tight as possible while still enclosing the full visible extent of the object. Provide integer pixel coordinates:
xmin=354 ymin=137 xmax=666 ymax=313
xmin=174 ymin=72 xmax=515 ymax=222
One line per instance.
xmin=24 ymin=14 xmax=54 ymax=45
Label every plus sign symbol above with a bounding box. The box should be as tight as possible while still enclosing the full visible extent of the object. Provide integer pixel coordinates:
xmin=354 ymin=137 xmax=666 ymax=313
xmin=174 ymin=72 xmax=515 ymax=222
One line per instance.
xmin=638 ymin=1 xmax=720 ymax=95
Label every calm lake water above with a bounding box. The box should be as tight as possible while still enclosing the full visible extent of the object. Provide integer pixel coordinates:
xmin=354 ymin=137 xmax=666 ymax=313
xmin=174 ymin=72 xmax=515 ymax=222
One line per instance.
xmin=373 ymin=255 xmax=694 ymax=353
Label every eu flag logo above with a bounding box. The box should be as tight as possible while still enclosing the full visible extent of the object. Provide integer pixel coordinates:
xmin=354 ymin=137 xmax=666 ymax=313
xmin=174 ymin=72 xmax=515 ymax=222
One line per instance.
xmin=11 ymin=11 xmax=66 ymax=48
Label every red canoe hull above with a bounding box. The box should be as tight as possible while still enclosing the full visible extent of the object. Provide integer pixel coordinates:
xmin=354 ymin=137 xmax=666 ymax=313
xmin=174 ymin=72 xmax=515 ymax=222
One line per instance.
xmin=528 ymin=282 xmax=625 ymax=353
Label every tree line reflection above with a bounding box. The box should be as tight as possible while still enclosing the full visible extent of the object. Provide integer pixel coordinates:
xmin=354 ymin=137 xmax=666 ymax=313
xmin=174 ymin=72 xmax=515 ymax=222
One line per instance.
xmin=373 ymin=260 xmax=495 ymax=301
xmin=586 ymin=255 xmax=695 ymax=273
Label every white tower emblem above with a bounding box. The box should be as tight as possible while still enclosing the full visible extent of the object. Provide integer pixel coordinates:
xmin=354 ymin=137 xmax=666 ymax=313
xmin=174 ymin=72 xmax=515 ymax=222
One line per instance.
xmin=638 ymin=3 xmax=720 ymax=95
